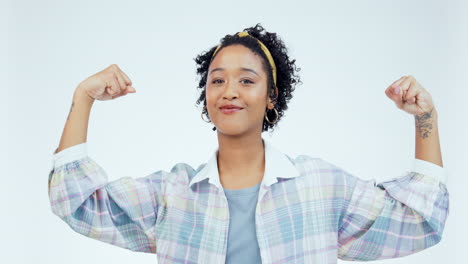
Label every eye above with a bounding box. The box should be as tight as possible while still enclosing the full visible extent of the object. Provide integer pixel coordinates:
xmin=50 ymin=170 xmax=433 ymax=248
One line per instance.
xmin=212 ymin=79 xmax=224 ymax=84
xmin=241 ymin=79 xmax=254 ymax=84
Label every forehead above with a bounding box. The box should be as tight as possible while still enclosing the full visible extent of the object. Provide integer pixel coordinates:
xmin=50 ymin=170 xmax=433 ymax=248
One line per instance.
xmin=209 ymin=44 xmax=264 ymax=73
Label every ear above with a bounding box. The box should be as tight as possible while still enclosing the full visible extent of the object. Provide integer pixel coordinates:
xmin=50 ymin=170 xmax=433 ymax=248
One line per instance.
xmin=267 ymin=86 xmax=278 ymax=109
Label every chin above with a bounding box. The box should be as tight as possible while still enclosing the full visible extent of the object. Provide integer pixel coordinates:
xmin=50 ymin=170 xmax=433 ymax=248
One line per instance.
xmin=215 ymin=123 xmax=249 ymax=136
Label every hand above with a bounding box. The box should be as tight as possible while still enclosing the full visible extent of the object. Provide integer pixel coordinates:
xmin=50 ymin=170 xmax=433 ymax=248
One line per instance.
xmin=385 ymin=75 xmax=435 ymax=116
xmin=76 ymin=64 xmax=136 ymax=101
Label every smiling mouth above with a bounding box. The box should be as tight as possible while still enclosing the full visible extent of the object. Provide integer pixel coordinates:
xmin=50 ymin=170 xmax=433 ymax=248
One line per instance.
xmin=219 ymin=108 xmax=243 ymax=114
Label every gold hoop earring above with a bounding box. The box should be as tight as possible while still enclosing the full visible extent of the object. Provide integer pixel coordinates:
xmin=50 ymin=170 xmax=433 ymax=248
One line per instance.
xmin=265 ymin=107 xmax=279 ymax=124
xmin=201 ymin=106 xmax=211 ymax=123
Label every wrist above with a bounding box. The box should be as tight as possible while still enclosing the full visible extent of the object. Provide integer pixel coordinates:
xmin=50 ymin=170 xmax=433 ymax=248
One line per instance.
xmin=414 ymin=106 xmax=437 ymax=120
xmin=73 ymin=86 xmax=95 ymax=104
xmin=414 ymin=106 xmax=438 ymax=139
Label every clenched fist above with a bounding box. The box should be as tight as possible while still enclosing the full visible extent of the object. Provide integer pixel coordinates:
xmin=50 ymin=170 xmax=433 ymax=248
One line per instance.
xmin=77 ymin=64 xmax=136 ymax=101
xmin=385 ymin=75 xmax=435 ymax=116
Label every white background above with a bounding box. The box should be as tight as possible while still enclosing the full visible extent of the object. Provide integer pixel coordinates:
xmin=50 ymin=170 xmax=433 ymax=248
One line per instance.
xmin=4 ymin=0 xmax=467 ymax=263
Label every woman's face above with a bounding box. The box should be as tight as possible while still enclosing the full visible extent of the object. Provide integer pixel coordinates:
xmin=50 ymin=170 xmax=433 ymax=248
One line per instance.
xmin=206 ymin=44 xmax=274 ymax=136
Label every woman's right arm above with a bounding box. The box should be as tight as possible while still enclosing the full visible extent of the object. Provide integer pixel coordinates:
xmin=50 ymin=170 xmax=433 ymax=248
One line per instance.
xmin=53 ymin=85 xmax=95 ymax=154
xmin=48 ymin=65 xmax=164 ymax=254
xmin=54 ymin=64 xmax=135 ymax=154
xmin=48 ymin=144 xmax=166 ymax=254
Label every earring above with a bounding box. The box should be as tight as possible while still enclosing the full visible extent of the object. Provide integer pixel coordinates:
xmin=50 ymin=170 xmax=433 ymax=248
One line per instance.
xmin=265 ymin=107 xmax=279 ymax=124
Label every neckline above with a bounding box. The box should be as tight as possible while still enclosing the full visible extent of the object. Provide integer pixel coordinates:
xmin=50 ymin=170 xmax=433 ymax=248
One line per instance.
xmin=223 ymin=181 xmax=261 ymax=196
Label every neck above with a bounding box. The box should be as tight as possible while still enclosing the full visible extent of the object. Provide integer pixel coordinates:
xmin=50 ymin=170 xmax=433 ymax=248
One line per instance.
xmin=216 ymin=133 xmax=265 ymax=189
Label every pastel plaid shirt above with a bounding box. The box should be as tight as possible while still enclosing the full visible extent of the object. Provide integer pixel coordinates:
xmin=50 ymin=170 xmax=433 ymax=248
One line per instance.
xmin=48 ymin=138 xmax=449 ymax=263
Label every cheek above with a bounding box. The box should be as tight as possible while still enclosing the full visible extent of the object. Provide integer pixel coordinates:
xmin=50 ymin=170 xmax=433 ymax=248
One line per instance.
xmin=247 ymin=89 xmax=268 ymax=106
xmin=205 ymin=89 xmax=217 ymax=115
xmin=205 ymin=85 xmax=218 ymax=100
xmin=246 ymin=96 xmax=268 ymax=117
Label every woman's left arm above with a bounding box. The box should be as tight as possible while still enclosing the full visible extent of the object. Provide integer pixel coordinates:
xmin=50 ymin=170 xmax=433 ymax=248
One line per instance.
xmin=414 ymin=104 xmax=443 ymax=166
xmin=336 ymin=76 xmax=449 ymax=260
xmin=387 ymin=75 xmax=443 ymax=168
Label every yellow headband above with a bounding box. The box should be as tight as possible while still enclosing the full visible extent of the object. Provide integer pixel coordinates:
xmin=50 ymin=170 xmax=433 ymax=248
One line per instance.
xmin=211 ymin=31 xmax=277 ymax=86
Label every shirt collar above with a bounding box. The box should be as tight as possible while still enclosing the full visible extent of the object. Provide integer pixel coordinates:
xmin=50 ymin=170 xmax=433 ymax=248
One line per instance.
xmin=189 ymin=138 xmax=300 ymax=190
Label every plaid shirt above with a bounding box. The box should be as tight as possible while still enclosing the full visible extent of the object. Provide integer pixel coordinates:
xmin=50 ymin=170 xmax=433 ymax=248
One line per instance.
xmin=48 ymin=138 xmax=449 ymax=263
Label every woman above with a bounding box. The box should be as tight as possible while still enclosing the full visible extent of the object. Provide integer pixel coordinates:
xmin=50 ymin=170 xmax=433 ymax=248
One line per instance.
xmin=48 ymin=23 xmax=448 ymax=263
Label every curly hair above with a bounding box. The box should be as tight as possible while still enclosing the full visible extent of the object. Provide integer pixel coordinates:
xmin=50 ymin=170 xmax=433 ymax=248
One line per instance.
xmin=194 ymin=23 xmax=301 ymax=132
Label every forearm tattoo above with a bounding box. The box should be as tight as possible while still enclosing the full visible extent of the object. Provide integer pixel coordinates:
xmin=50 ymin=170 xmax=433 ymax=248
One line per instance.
xmin=414 ymin=107 xmax=434 ymax=139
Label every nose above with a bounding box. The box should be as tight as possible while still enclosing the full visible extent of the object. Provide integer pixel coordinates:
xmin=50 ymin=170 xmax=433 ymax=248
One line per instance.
xmin=222 ymin=79 xmax=239 ymax=100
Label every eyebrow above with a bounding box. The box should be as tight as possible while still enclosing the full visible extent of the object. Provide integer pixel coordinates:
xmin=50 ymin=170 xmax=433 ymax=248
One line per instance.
xmin=209 ymin=67 xmax=259 ymax=76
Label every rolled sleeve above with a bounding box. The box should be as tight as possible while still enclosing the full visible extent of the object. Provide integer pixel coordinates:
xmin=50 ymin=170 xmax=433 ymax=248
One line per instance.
xmin=411 ymin=158 xmax=447 ymax=185
xmin=51 ymin=142 xmax=88 ymax=170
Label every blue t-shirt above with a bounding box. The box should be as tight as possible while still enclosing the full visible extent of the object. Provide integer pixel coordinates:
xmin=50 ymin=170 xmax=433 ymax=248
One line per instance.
xmin=223 ymin=182 xmax=262 ymax=263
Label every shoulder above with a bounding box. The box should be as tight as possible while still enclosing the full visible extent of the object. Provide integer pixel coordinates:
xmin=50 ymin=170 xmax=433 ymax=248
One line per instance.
xmin=286 ymin=153 xmax=337 ymax=171
xmin=156 ymin=161 xmax=207 ymax=185
xmin=287 ymin=153 xmax=349 ymax=182
xmin=287 ymin=154 xmax=358 ymax=200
